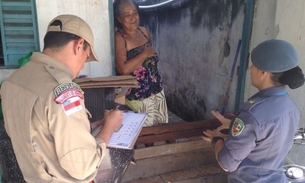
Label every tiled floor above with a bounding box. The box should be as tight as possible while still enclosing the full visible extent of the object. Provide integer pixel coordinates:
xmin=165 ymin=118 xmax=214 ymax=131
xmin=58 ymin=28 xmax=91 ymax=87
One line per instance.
xmin=123 ymin=162 xmax=227 ymax=183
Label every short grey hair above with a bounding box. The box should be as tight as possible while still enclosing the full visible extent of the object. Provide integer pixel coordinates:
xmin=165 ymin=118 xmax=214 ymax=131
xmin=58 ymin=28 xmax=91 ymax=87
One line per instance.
xmin=113 ymin=0 xmax=139 ymax=29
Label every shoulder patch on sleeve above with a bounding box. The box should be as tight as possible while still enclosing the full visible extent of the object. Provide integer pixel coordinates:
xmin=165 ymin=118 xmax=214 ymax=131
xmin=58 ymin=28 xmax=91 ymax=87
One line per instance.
xmin=54 ymin=82 xmax=84 ymax=104
xmin=243 ymin=97 xmax=267 ymax=112
xmin=62 ymin=97 xmax=83 ymax=116
xmin=231 ymin=118 xmax=245 ymax=136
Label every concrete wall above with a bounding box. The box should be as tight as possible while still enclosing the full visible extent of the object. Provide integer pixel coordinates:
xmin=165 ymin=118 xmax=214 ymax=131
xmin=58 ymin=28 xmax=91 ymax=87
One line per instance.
xmin=0 ymin=0 xmax=114 ymax=83
xmin=0 ymin=69 xmax=15 ymax=84
xmin=247 ymin=0 xmax=305 ymax=165
xmin=139 ymin=0 xmax=245 ymax=121
xmin=36 ymin=0 xmax=114 ymax=78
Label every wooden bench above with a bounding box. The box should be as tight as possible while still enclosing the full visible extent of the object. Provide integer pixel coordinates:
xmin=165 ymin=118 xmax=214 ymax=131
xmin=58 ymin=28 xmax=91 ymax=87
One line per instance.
xmin=122 ymin=119 xmax=225 ymax=182
xmin=135 ymin=118 xmax=221 ymax=145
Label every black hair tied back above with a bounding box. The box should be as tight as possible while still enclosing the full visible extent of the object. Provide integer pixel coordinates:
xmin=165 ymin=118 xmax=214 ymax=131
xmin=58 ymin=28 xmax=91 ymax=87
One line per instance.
xmin=279 ymin=66 xmax=305 ymax=89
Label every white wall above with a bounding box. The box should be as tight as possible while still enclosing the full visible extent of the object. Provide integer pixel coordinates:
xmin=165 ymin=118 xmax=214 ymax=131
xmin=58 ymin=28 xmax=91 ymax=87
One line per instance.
xmin=247 ymin=0 xmax=305 ymax=165
xmin=275 ymin=0 xmax=305 ymax=124
xmin=0 ymin=69 xmax=15 ymax=84
xmin=36 ymin=0 xmax=114 ymax=77
xmin=275 ymin=0 xmax=305 ymax=166
xmin=244 ymin=0 xmax=277 ymax=98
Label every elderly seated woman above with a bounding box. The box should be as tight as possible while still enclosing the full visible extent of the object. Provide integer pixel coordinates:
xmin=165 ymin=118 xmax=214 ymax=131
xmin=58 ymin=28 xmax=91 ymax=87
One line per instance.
xmin=113 ymin=0 xmax=169 ymax=127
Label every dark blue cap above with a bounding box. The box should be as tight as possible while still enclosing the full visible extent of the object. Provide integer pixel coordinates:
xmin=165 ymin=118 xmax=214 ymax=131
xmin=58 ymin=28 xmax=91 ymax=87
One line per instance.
xmin=251 ymin=39 xmax=298 ymax=72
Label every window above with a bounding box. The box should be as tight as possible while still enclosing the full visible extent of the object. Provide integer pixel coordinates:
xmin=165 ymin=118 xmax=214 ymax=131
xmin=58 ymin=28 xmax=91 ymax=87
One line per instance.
xmin=0 ymin=0 xmax=40 ymax=67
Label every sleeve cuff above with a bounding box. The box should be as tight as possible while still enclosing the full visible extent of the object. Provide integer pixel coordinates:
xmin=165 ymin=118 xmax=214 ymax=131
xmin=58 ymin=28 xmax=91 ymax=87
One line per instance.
xmin=95 ymin=138 xmax=106 ymax=159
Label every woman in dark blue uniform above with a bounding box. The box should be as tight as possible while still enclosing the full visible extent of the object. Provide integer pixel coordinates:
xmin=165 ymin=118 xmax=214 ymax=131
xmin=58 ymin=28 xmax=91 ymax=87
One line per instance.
xmin=203 ymin=39 xmax=305 ymax=183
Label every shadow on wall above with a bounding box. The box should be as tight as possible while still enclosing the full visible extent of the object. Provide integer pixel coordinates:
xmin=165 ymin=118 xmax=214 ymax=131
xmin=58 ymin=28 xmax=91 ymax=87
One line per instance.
xmin=138 ymin=0 xmax=245 ymax=121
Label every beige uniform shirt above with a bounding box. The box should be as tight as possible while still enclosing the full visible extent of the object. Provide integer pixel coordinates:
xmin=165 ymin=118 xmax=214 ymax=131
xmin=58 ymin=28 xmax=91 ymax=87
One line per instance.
xmin=1 ymin=52 xmax=105 ymax=183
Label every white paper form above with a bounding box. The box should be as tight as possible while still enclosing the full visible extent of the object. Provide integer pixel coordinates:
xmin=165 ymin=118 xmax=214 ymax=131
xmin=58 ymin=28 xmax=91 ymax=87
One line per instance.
xmin=92 ymin=111 xmax=147 ymax=149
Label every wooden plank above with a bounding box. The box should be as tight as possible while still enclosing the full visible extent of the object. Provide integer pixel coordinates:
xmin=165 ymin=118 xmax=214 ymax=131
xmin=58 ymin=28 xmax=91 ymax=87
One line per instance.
xmin=122 ymin=148 xmax=217 ymax=182
xmin=136 ymin=128 xmax=209 ymax=144
xmin=135 ymin=119 xmax=221 ymax=144
xmin=139 ymin=119 xmax=221 ymax=136
xmin=134 ymin=140 xmax=211 ymax=160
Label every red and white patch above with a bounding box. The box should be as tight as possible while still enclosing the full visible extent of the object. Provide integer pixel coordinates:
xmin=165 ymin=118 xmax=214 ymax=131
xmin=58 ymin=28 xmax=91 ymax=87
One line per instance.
xmin=55 ymin=89 xmax=84 ymax=104
xmin=62 ymin=97 xmax=83 ymax=116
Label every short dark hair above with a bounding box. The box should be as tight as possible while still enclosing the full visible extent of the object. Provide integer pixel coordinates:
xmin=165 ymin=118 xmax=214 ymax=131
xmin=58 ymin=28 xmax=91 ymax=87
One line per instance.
xmin=113 ymin=0 xmax=139 ymax=29
xmin=43 ymin=31 xmax=89 ymax=51
xmin=271 ymin=66 xmax=305 ymax=89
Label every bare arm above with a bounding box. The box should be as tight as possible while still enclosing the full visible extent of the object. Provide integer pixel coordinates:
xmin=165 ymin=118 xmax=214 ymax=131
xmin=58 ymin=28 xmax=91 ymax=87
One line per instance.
xmin=96 ymin=109 xmax=123 ymax=144
xmin=213 ymin=139 xmax=229 ymax=172
xmin=202 ymin=129 xmax=229 ymax=172
xmin=90 ymin=119 xmax=103 ymax=130
xmin=114 ymin=28 xmax=157 ymax=75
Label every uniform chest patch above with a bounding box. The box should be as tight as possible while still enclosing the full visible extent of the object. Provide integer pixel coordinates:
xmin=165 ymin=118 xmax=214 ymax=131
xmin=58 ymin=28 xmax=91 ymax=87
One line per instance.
xmin=231 ymin=118 xmax=245 ymax=136
xmin=54 ymin=82 xmax=84 ymax=104
xmin=62 ymin=97 xmax=82 ymax=116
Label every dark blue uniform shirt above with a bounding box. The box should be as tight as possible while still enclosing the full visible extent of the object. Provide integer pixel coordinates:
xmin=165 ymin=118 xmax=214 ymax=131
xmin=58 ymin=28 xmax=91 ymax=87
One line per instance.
xmin=218 ymin=86 xmax=299 ymax=183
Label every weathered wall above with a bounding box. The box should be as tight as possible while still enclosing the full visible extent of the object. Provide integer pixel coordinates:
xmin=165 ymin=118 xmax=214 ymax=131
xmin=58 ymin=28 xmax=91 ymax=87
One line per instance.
xmin=139 ymin=0 xmax=245 ymax=121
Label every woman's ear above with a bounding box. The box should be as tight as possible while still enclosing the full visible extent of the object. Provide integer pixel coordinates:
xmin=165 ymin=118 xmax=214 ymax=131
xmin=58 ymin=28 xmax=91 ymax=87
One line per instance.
xmin=117 ymin=16 xmax=123 ymax=24
xmin=262 ymin=70 xmax=268 ymax=76
xmin=260 ymin=70 xmax=271 ymax=80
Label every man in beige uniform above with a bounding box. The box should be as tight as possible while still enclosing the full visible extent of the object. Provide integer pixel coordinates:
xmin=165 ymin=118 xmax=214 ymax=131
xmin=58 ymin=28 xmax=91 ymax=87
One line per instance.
xmin=0 ymin=14 xmax=122 ymax=183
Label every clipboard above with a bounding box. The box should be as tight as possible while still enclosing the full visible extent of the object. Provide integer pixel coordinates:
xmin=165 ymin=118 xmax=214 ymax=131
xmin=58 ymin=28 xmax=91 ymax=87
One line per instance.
xmin=92 ymin=111 xmax=147 ymax=149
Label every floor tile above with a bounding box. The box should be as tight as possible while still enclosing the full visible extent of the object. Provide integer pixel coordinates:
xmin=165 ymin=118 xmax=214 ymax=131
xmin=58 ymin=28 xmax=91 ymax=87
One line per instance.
xmin=123 ymin=175 xmax=164 ymax=183
xmin=196 ymin=163 xmax=225 ymax=176
xmin=160 ymin=168 xmax=203 ymax=182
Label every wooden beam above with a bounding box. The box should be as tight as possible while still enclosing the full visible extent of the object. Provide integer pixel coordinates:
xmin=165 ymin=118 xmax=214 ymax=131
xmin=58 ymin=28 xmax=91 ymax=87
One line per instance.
xmin=140 ymin=119 xmax=221 ymax=136
xmin=136 ymin=128 xmax=207 ymax=144
xmin=134 ymin=140 xmax=211 ymax=160
xmin=135 ymin=119 xmax=221 ymax=144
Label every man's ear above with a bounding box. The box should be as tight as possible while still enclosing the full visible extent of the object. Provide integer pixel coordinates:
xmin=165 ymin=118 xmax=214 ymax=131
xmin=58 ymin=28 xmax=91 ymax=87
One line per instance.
xmin=77 ymin=38 xmax=86 ymax=49
xmin=73 ymin=38 xmax=85 ymax=54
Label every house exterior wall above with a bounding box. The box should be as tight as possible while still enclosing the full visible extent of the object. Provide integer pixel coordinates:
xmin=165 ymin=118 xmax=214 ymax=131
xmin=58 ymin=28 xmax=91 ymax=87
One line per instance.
xmin=0 ymin=0 xmax=114 ymax=82
xmin=37 ymin=0 xmax=114 ymax=77
xmin=139 ymin=0 xmax=245 ymax=121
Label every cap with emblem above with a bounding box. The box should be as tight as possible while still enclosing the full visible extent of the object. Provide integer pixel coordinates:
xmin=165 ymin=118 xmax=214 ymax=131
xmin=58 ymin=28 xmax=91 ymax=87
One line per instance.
xmin=251 ymin=39 xmax=298 ymax=72
xmin=47 ymin=14 xmax=99 ymax=62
